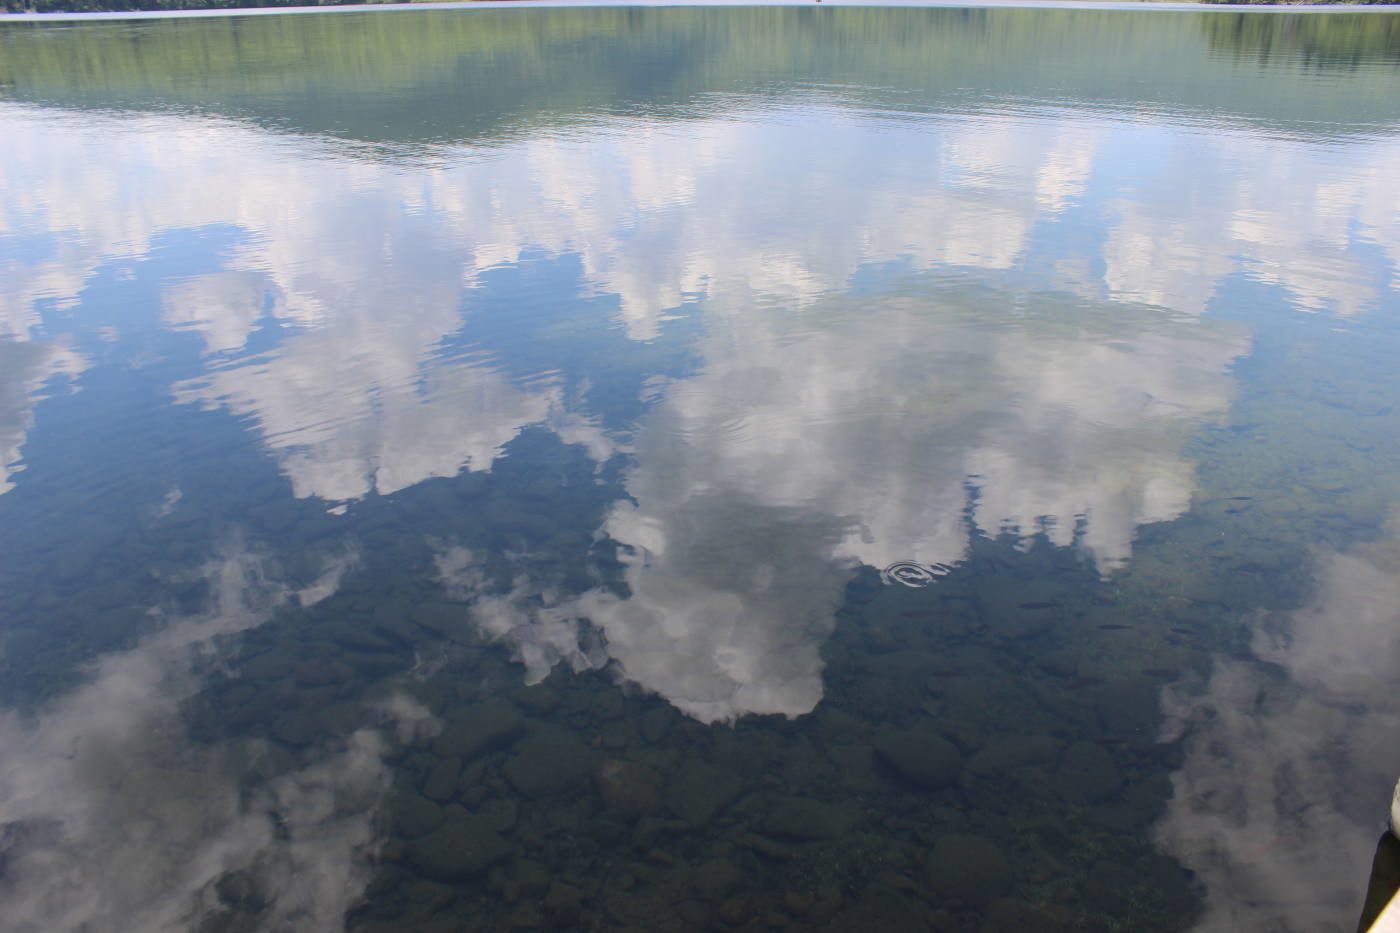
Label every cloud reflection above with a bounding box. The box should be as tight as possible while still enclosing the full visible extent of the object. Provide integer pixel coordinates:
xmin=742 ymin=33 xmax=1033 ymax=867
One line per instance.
xmin=2 ymin=91 xmax=1392 ymax=723
xmin=1156 ymin=517 xmax=1400 ymax=932
xmin=0 ymin=543 xmax=415 ymax=933
xmin=568 ymin=494 xmax=858 ymax=724
xmin=435 ymin=545 xmax=608 ymax=686
xmin=5 ymin=97 xmax=1394 ymax=504
xmin=0 ymin=336 xmax=84 ymax=495
xmin=426 ymin=285 xmax=1246 ymax=723
xmin=556 ymin=288 xmax=1244 ymax=721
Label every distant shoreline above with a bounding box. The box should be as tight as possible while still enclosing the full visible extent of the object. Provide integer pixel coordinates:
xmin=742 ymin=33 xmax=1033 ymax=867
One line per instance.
xmin=4 ymin=0 xmax=1399 ymax=17
xmin=1202 ymin=0 xmax=1398 ymax=4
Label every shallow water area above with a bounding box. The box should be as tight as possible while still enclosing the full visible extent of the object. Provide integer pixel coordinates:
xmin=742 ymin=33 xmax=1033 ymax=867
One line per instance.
xmin=2 ymin=5 xmax=1400 ymax=933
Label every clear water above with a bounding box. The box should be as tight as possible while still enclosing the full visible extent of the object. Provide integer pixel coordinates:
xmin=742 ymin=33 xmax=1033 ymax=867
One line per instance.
xmin=2 ymin=5 xmax=1400 ymax=932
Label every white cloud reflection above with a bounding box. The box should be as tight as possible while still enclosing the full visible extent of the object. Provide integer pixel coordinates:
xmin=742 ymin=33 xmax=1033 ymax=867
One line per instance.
xmin=1156 ymin=517 xmax=1400 ymax=933
xmin=435 ymin=544 xmax=608 ymax=685
xmin=543 ymin=288 xmax=1243 ymax=722
xmin=0 ymin=543 xmax=416 ymax=933
xmin=4 ymin=94 xmax=1395 ymax=723
xmin=0 ymin=336 xmax=85 ymax=495
xmin=4 ymin=97 xmax=1395 ymax=504
xmin=425 ymin=281 xmax=1245 ymax=723
xmin=567 ymin=495 xmax=858 ymax=724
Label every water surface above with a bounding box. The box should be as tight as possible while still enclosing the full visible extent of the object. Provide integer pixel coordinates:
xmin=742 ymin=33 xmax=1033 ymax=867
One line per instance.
xmin=3 ymin=6 xmax=1400 ymax=932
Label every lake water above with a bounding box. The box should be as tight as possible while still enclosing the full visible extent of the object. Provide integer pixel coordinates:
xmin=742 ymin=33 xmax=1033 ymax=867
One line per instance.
xmin=2 ymin=5 xmax=1400 ymax=931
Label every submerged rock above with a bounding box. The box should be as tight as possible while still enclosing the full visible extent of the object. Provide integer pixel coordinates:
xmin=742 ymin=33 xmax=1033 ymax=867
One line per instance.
xmin=502 ymin=726 xmax=593 ymax=798
xmin=761 ymin=796 xmax=858 ymax=840
xmin=292 ymin=658 xmax=353 ymax=686
xmin=270 ymin=712 xmax=317 ymax=747
xmin=432 ymin=704 xmax=524 ymax=760
xmin=421 ymin=756 xmax=461 ymax=803
xmin=408 ymin=817 xmax=511 ymax=880
xmin=545 ymin=881 xmax=586 ymax=922
xmin=1084 ymin=859 xmax=1141 ymax=914
xmin=1055 ymin=741 xmax=1122 ymax=803
xmin=874 ymin=730 xmax=962 ymax=788
xmin=595 ymin=759 xmax=662 ymax=819
xmin=965 ymin=735 xmax=1062 ymax=778
xmin=925 ymin=834 xmax=1011 ymax=906
xmin=410 ymin=602 xmax=477 ymax=644
xmin=639 ymin=707 xmax=677 ymax=744
xmin=737 ymin=833 xmax=799 ymax=861
xmin=1095 ymin=680 xmax=1159 ymax=748
xmin=981 ymin=897 xmax=1076 ymax=933
xmin=589 ymin=691 xmax=628 ymax=721
xmin=829 ymin=883 xmax=926 ymax=930
xmin=692 ymin=858 xmax=744 ymax=902
xmin=390 ymin=793 xmax=444 ymax=840
xmin=665 ymin=763 xmax=743 ymax=827
xmin=477 ymin=797 xmax=519 ymax=833
xmin=824 ymin=743 xmax=884 ymax=792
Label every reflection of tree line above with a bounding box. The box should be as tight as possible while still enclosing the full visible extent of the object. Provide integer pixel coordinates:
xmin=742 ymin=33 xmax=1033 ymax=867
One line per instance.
xmin=3 ymin=7 xmax=1400 ymax=143
xmin=2 ymin=0 xmax=391 ymax=11
xmin=1201 ymin=9 xmax=1400 ymax=68
xmin=1205 ymin=0 xmax=1399 ymax=6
